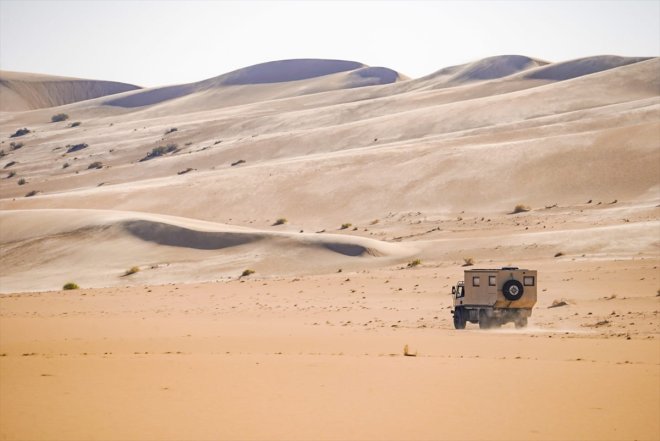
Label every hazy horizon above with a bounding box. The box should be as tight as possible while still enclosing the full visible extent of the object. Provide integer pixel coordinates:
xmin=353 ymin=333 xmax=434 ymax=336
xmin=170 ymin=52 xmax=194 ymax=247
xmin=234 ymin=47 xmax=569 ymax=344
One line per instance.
xmin=1 ymin=0 xmax=659 ymax=87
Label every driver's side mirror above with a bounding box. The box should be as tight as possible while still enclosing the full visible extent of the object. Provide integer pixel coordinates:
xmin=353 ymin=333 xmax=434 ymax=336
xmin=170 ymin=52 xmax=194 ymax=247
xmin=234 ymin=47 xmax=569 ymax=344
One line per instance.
xmin=452 ymin=286 xmax=456 ymax=295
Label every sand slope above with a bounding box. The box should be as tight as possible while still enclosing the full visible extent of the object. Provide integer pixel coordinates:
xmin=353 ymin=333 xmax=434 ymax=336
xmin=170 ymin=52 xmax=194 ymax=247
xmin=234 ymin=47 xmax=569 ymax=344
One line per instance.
xmin=0 ymin=209 xmax=415 ymax=292
xmin=102 ymin=59 xmax=406 ymax=109
xmin=0 ymin=70 xmax=141 ymax=112
xmin=0 ymin=54 xmax=659 ymax=441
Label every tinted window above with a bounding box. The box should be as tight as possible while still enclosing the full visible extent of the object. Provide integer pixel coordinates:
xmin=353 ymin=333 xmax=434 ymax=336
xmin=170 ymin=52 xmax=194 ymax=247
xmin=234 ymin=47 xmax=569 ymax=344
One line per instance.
xmin=524 ymin=276 xmax=535 ymax=286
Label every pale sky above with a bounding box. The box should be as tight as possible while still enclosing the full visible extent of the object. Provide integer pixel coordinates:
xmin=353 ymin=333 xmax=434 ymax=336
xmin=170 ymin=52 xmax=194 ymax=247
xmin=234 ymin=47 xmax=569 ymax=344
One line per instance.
xmin=1 ymin=0 xmax=658 ymax=87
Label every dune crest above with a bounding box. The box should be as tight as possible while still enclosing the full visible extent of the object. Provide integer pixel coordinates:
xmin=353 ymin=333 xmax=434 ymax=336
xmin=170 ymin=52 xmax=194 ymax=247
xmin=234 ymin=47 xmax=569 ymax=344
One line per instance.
xmin=523 ymin=55 xmax=652 ymax=81
xmin=0 ymin=70 xmax=141 ymax=112
xmin=104 ymin=58 xmax=405 ymax=108
xmin=0 ymin=209 xmax=415 ymax=292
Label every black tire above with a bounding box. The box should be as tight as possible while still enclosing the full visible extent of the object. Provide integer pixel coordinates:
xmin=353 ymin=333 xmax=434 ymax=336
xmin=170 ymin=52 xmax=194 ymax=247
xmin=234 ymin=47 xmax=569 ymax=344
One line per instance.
xmin=478 ymin=310 xmax=491 ymax=329
xmin=502 ymin=279 xmax=524 ymax=301
xmin=515 ymin=317 xmax=528 ymax=328
xmin=453 ymin=308 xmax=466 ymax=330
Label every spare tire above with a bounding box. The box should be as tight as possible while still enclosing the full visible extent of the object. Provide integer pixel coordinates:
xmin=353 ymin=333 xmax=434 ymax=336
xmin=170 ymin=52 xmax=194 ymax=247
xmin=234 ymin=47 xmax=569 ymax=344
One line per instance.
xmin=502 ymin=279 xmax=524 ymax=301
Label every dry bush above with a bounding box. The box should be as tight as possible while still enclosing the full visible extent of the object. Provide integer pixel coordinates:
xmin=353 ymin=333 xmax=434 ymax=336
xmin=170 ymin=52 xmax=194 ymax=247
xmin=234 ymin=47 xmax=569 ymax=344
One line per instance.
xmin=512 ymin=204 xmax=531 ymax=214
xmin=124 ymin=266 xmax=140 ymax=276
xmin=66 ymin=143 xmax=88 ymax=153
xmin=554 ymin=252 xmax=564 ymax=258
xmin=462 ymin=257 xmax=475 ymax=266
xmin=340 ymin=223 xmax=352 ymax=230
xmin=241 ymin=269 xmax=255 ymax=277
xmin=88 ymin=161 xmax=103 ymax=169
xmin=10 ymin=128 xmax=30 ymax=138
xmin=51 ymin=113 xmax=69 ymax=123
xmin=403 ymin=344 xmax=417 ymax=357
xmin=141 ymin=144 xmax=178 ymax=161
xmin=407 ymin=259 xmax=422 ymax=268
xmin=62 ymin=282 xmax=79 ymax=290
xmin=273 ymin=218 xmax=287 ymax=226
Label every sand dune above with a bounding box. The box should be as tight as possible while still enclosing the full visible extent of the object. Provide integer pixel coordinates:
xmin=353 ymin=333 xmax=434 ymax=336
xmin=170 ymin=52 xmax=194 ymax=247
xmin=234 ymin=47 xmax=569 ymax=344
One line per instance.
xmin=415 ymin=54 xmax=547 ymax=88
xmin=523 ymin=54 xmax=652 ymax=81
xmin=103 ymin=59 xmax=406 ymax=109
xmin=0 ymin=209 xmax=415 ymax=292
xmin=1 ymin=57 xmax=656 ymax=226
xmin=0 ymin=53 xmax=659 ymax=441
xmin=0 ymin=70 xmax=141 ymax=112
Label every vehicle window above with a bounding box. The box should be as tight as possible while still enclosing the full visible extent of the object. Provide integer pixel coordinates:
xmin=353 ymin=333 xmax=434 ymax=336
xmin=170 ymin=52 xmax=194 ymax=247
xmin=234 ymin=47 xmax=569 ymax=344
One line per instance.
xmin=457 ymin=286 xmax=465 ymax=298
xmin=489 ymin=275 xmax=496 ymax=286
xmin=524 ymin=276 xmax=535 ymax=286
xmin=473 ymin=276 xmax=480 ymax=287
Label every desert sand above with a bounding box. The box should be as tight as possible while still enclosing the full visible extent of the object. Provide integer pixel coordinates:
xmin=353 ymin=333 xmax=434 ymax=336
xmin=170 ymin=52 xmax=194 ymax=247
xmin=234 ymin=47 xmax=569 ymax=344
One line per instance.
xmin=0 ymin=56 xmax=658 ymax=440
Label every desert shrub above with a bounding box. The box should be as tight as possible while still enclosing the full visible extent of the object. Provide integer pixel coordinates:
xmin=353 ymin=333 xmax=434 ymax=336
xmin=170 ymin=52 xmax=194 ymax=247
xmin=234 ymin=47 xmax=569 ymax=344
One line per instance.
xmin=273 ymin=218 xmax=287 ymax=226
xmin=66 ymin=143 xmax=88 ymax=153
xmin=462 ymin=257 xmax=475 ymax=266
xmin=407 ymin=259 xmax=422 ymax=268
xmin=25 ymin=190 xmax=38 ymax=197
xmin=403 ymin=344 xmax=416 ymax=357
xmin=4 ymin=161 xmax=16 ymax=169
xmin=177 ymin=168 xmax=193 ymax=175
xmin=164 ymin=127 xmax=178 ymax=134
xmin=141 ymin=144 xmax=178 ymax=161
xmin=69 ymin=121 xmax=81 ymax=128
xmin=10 ymin=128 xmax=30 ymax=138
xmin=231 ymin=159 xmax=246 ymax=166
xmin=554 ymin=252 xmax=564 ymax=258
xmin=511 ymin=204 xmax=531 ymax=214
xmin=124 ymin=266 xmax=140 ymax=276
xmin=62 ymin=162 xmax=70 ymax=169
xmin=340 ymin=223 xmax=352 ymax=230
xmin=88 ymin=161 xmax=103 ymax=169
xmin=62 ymin=282 xmax=79 ymax=290
xmin=9 ymin=142 xmax=23 ymax=150
xmin=17 ymin=178 xmax=26 ymax=185
xmin=7 ymin=171 xmax=15 ymax=178
xmin=241 ymin=269 xmax=255 ymax=277
xmin=51 ymin=113 xmax=69 ymax=123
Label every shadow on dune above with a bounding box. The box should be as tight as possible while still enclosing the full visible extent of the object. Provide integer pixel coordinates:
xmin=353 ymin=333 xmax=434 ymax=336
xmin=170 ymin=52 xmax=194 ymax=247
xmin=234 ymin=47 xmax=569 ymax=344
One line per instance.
xmin=322 ymin=242 xmax=383 ymax=257
xmin=219 ymin=59 xmax=364 ymax=85
xmin=104 ymin=84 xmax=196 ymax=108
xmin=121 ymin=219 xmax=386 ymax=257
xmin=122 ymin=220 xmax=264 ymax=250
xmin=524 ymin=55 xmax=651 ymax=81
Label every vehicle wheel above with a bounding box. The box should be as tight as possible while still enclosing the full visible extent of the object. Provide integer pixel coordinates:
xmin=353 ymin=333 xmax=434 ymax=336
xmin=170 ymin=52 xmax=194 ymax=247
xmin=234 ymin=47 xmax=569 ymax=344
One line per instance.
xmin=478 ymin=310 xmax=491 ymax=329
xmin=515 ymin=317 xmax=528 ymax=328
xmin=502 ymin=279 xmax=524 ymax=301
xmin=453 ymin=308 xmax=466 ymax=330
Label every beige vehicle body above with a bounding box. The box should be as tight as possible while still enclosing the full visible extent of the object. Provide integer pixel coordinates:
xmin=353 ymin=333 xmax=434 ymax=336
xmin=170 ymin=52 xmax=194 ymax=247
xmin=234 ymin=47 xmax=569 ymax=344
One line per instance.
xmin=451 ymin=267 xmax=537 ymax=329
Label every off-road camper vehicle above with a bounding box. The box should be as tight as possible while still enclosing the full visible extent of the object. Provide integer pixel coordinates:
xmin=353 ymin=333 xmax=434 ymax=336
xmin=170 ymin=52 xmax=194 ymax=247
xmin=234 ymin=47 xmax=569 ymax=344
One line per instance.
xmin=451 ymin=267 xmax=537 ymax=329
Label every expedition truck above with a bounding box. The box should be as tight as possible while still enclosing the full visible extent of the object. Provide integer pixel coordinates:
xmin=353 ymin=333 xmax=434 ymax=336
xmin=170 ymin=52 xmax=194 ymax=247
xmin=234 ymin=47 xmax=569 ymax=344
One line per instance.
xmin=451 ymin=266 xmax=537 ymax=329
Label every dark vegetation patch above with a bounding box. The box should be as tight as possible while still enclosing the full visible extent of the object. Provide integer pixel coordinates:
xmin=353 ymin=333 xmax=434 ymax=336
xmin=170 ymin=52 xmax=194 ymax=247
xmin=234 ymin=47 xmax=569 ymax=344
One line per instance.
xmin=51 ymin=113 xmax=69 ymax=123
xmin=10 ymin=128 xmax=30 ymax=138
xmin=140 ymin=144 xmax=178 ymax=161
xmin=66 ymin=143 xmax=89 ymax=153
